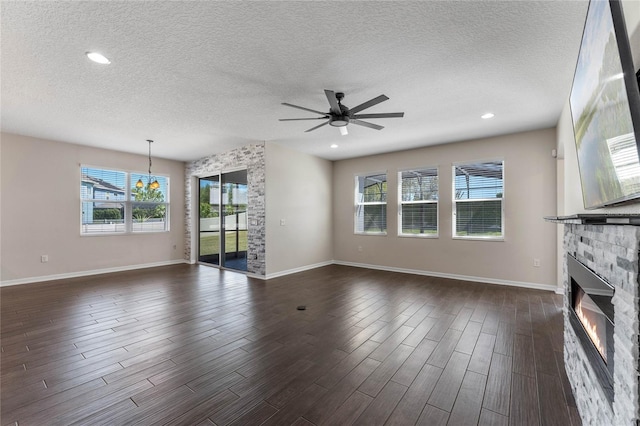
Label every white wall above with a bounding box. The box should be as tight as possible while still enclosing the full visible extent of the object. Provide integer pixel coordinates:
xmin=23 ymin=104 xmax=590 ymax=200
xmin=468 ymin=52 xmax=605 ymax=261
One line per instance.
xmin=556 ymin=157 xmax=565 ymax=289
xmin=265 ymin=142 xmax=333 ymax=276
xmin=0 ymin=133 xmax=186 ymax=284
xmin=332 ymin=129 xmax=558 ymax=289
xmin=623 ymin=0 xmax=640 ymax=62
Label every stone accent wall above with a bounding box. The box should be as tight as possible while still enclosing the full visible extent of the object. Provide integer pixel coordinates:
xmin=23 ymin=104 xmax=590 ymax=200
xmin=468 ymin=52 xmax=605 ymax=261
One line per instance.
xmin=185 ymin=143 xmax=266 ymax=276
xmin=563 ymin=224 xmax=640 ymax=425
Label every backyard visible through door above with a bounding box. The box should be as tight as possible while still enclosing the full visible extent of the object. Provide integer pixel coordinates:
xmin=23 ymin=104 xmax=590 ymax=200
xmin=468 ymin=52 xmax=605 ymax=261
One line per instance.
xmin=198 ymin=170 xmax=248 ymax=272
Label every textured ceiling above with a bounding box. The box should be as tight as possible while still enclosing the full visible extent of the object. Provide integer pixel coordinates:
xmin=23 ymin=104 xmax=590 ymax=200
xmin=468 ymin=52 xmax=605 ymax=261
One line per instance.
xmin=1 ymin=1 xmax=588 ymax=161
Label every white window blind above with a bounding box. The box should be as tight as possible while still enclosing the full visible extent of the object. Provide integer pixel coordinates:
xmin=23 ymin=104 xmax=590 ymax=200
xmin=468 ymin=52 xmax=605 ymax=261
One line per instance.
xmin=453 ymin=161 xmax=503 ymax=238
xmin=130 ymin=172 xmax=170 ymax=232
xmin=81 ymin=166 xmax=169 ymax=234
xmin=355 ymin=173 xmax=387 ymax=234
xmin=399 ymin=167 xmax=438 ymax=236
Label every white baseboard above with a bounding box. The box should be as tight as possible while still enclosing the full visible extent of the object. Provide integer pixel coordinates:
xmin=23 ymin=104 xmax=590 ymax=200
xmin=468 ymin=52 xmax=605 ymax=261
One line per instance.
xmin=555 ymin=287 xmax=564 ymax=295
xmin=1 ymin=258 xmax=559 ymax=293
xmin=333 ymin=260 xmax=557 ymax=292
xmin=0 ymin=259 xmax=189 ymax=287
xmin=245 ymin=272 xmax=266 ymax=280
xmin=264 ymin=261 xmax=334 ymax=280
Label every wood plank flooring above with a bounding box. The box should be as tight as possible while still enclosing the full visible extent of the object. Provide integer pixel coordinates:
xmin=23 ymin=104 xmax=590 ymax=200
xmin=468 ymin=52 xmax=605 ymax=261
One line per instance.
xmin=1 ymin=264 xmax=580 ymax=425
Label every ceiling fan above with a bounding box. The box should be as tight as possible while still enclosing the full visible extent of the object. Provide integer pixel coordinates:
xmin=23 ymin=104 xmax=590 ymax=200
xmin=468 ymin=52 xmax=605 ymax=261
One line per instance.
xmin=280 ymin=89 xmax=404 ymax=134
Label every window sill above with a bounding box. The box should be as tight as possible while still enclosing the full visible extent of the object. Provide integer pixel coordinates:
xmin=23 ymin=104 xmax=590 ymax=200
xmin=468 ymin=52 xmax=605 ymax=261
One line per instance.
xmin=81 ymin=230 xmax=169 ymax=237
xmin=398 ymin=233 xmax=438 ymax=239
xmin=452 ymin=236 xmax=504 ymax=242
xmin=354 ymin=232 xmax=387 ymax=236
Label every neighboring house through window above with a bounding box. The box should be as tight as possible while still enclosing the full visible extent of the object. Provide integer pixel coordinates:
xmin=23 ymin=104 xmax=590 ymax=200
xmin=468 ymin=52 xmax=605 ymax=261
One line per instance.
xmin=81 ymin=166 xmax=169 ymax=234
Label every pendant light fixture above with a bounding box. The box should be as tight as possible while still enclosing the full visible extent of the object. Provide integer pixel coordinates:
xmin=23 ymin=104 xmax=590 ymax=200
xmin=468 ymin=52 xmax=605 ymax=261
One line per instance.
xmin=136 ymin=139 xmax=160 ymax=190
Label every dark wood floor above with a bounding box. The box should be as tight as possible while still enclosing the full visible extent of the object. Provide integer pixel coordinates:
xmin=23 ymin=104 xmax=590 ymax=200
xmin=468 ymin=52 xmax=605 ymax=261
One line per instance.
xmin=1 ymin=264 xmax=581 ymax=426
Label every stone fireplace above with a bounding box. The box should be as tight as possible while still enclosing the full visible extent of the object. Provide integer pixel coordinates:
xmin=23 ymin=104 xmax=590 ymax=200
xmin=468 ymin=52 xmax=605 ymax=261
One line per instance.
xmin=548 ymin=215 xmax=640 ymax=425
xmin=567 ymin=253 xmax=615 ymax=403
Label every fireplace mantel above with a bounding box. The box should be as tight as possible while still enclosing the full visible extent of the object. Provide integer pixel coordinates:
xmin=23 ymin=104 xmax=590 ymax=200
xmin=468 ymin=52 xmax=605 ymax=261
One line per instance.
xmin=545 ymin=214 xmax=640 ymax=225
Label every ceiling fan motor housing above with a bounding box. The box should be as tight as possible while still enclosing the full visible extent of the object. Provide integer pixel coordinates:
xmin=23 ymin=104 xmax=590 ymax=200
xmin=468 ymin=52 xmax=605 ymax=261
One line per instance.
xmin=330 ymin=96 xmax=350 ymax=127
xmin=330 ymin=112 xmax=350 ymax=127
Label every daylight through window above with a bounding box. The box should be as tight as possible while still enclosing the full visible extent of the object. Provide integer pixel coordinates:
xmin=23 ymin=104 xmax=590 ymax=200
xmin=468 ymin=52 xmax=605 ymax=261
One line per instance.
xmin=399 ymin=167 xmax=438 ymax=237
xmin=453 ymin=161 xmax=503 ymax=239
xmin=355 ymin=173 xmax=387 ymax=234
xmin=81 ymin=166 xmax=169 ymax=234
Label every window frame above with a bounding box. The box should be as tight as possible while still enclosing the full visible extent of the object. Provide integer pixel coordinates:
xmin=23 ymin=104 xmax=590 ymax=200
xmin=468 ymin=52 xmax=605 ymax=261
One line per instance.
xmin=451 ymin=159 xmax=504 ymax=241
xmin=80 ymin=165 xmax=170 ymax=236
xmin=397 ymin=166 xmax=439 ymax=238
xmin=354 ymin=171 xmax=388 ymax=236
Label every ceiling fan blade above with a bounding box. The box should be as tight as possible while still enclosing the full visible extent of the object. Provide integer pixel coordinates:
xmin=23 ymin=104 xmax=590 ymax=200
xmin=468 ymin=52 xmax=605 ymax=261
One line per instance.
xmin=352 ymin=112 xmax=404 ymax=119
xmin=279 ymin=117 xmax=328 ymax=121
xmin=281 ymin=102 xmax=328 ymax=116
xmin=305 ymin=121 xmax=330 ymax=132
xmin=350 ymin=119 xmax=384 ymax=130
xmin=349 ymin=94 xmax=389 ymax=114
xmin=324 ymin=89 xmax=341 ymax=115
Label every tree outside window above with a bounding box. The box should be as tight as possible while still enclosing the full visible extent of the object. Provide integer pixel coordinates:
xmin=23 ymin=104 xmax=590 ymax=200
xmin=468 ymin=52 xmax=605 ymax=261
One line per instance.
xmin=80 ymin=166 xmax=169 ymax=234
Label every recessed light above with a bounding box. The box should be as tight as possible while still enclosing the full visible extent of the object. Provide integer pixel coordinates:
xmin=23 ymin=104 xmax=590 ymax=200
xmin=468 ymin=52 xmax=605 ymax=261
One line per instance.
xmin=86 ymin=52 xmax=111 ymax=65
xmin=481 ymin=113 xmax=495 ymax=119
xmin=330 ymin=144 xmax=338 ymax=149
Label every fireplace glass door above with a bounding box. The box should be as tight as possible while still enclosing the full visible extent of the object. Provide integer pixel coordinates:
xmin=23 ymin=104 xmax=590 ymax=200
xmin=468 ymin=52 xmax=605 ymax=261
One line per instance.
xmin=572 ymin=286 xmax=609 ymax=363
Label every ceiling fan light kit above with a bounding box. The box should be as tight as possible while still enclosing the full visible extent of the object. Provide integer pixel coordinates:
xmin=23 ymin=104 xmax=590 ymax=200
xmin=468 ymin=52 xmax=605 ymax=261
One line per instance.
xmin=280 ymin=89 xmax=404 ymax=134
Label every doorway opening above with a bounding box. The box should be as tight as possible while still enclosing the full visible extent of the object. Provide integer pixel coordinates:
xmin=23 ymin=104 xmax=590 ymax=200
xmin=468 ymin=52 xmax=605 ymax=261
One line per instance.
xmin=198 ymin=170 xmax=248 ymax=272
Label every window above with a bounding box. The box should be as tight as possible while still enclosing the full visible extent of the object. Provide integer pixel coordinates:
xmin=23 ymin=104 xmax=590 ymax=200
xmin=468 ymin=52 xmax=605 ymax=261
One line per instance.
xmin=399 ymin=167 xmax=438 ymax=237
xmin=81 ymin=166 xmax=169 ymax=234
xmin=453 ymin=161 xmax=503 ymax=239
xmin=355 ymin=173 xmax=387 ymax=234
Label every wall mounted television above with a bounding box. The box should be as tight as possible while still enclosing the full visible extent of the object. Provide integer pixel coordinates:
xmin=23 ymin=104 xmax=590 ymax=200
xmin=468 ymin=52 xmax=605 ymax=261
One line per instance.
xmin=569 ymin=0 xmax=640 ymax=209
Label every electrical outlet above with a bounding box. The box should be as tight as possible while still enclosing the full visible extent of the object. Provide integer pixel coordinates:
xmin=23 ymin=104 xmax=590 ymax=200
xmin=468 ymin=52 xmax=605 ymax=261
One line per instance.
xmin=533 ymin=258 xmax=541 ymax=267
xmin=357 ymin=246 xmax=363 ymax=252
xmin=173 ymin=244 xmax=177 ymax=250
xmin=41 ymin=255 xmax=48 ymax=263
xmin=280 ymin=219 xmax=286 ymax=226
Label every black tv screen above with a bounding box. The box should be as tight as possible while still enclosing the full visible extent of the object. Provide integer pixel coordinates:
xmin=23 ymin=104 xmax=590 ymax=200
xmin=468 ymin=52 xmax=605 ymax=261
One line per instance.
xmin=569 ymin=0 xmax=640 ymax=209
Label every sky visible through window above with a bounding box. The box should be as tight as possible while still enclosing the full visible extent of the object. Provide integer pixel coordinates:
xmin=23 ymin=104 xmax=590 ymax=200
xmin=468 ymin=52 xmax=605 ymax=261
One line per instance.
xmin=454 ymin=162 xmax=503 ymax=200
xmin=81 ymin=166 xmax=170 ymax=233
xmin=454 ymin=175 xmax=503 ymax=199
xmin=81 ymin=167 xmax=168 ymax=196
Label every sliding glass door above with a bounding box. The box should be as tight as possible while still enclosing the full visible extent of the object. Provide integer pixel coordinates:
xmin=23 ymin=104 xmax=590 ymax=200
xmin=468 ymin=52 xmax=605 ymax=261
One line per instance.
xmin=198 ymin=175 xmax=221 ymax=266
xmin=198 ymin=170 xmax=248 ymax=272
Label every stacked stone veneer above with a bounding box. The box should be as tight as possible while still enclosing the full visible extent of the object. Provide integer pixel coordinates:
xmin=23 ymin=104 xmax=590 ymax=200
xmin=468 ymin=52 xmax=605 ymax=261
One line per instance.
xmin=563 ymin=223 xmax=640 ymax=425
xmin=185 ymin=143 xmax=266 ymax=276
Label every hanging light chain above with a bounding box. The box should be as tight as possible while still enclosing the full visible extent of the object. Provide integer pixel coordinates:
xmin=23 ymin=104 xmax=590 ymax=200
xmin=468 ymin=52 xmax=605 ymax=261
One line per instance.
xmin=148 ymin=139 xmax=153 ymax=176
xmin=137 ymin=139 xmax=159 ymax=190
xmin=147 ymin=139 xmax=160 ymax=190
